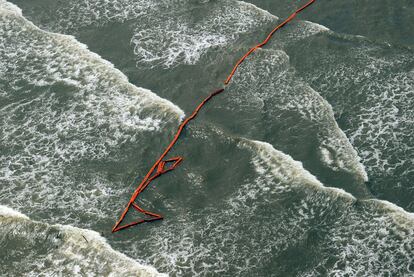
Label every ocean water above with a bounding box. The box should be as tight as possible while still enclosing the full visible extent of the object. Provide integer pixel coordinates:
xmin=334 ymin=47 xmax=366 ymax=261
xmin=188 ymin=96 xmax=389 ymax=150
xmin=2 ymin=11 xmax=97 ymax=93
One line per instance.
xmin=1 ymin=0 xmax=413 ymax=276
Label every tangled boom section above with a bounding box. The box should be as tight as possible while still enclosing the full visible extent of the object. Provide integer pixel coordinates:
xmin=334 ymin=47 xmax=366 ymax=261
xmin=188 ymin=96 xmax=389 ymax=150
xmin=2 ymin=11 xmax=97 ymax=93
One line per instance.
xmin=112 ymin=0 xmax=317 ymax=233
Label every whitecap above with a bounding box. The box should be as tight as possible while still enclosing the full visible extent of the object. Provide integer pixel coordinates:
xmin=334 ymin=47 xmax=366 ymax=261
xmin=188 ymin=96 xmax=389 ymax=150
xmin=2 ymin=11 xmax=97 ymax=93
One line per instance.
xmin=0 ymin=205 xmax=165 ymax=276
xmin=0 ymin=1 xmax=184 ymax=226
xmin=221 ymin=48 xmax=368 ymax=189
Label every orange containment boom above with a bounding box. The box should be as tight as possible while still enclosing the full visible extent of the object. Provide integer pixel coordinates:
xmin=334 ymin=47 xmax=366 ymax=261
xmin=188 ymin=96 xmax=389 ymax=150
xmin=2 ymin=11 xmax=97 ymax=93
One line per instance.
xmin=112 ymin=0 xmax=316 ymax=233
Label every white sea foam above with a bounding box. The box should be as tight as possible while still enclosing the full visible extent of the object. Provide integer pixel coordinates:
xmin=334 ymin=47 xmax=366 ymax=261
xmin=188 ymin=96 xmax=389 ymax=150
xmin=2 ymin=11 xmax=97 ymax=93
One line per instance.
xmin=0 ymin=1 xmax=184 ymax=225
xmin=0 ymin=1 xmax=184 ymax=119
xmin=239 ymin=139 xmax=356 ymax=200
xmin=0 ymin=0 xmax=20 ymax=14
xmin=240 ymin=139 xmax=414 ymax=276
xmin=224 ymin=48 xmax=368 ymax=184
xmin=49 ymin=0 xmax=158 ymax=31
xmin=8 ymin=0 xmax=330 ymax=71
xmin=234 ymin=1 xmax=330 ymax=46
xmin=131 ymin=0 xmax=276 ymax=68
xmin=295 ymin=30 xmax=414 ymax=209
xmin=0 ymin=205 xmax=29 ymax=219
xmin=269 ymin=19 xmax=330 ymax=46
xmin=0 ymin=205 xmax=165 ymax=276
xmin=364 ymin=199 xmax=414 ymax=223
xmin=303 ymin=21 xmax=330 ymax=32
xmin=29 ymin=0 xmax=275 ymax=68
xmin=241 ymin=137 xmax=414 ymax=220
xmin=2 ymin=1 xmax=413 ymax=275
xmin=125 ymin=135 xmax=412 ymax=276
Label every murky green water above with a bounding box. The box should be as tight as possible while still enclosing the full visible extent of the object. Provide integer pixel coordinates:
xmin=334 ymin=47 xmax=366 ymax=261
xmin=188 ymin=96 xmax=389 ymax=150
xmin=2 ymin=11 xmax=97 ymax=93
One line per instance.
xmin=1 ymin=0 xmax=413 ymax=275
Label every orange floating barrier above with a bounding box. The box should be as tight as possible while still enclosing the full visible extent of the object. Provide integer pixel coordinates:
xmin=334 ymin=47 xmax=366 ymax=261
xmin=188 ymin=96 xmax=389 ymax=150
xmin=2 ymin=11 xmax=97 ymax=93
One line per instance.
xmin=112 ymin=0 xmax=316 ymax=233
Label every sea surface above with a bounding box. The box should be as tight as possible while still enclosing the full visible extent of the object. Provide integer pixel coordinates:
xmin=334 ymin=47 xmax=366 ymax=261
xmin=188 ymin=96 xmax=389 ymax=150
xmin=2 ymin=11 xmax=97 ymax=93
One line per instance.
xmin=1 ymin=0 xmax=413 ymax=276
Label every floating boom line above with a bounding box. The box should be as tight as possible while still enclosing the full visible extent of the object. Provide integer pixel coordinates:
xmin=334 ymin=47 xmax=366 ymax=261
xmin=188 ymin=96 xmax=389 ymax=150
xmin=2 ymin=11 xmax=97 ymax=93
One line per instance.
xmin=112 ymin=0 xmax=317 ymax=233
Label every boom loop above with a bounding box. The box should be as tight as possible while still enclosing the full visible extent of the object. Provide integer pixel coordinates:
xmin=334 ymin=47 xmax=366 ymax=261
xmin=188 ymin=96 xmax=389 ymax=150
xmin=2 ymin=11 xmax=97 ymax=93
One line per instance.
xmin=112 ymin=0 xmax=316 ymax=233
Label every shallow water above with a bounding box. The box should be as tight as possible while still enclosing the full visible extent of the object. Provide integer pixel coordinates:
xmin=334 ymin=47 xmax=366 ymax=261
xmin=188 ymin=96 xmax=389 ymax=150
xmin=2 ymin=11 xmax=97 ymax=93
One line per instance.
xmin=1 ymin=0 xmax=413 ymax=275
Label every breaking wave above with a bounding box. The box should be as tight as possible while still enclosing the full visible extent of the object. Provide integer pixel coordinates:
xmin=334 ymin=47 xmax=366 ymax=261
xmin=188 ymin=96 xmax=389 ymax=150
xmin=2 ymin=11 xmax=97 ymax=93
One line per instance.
xmin=0 ymin=205 xmax=165 ymax=276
